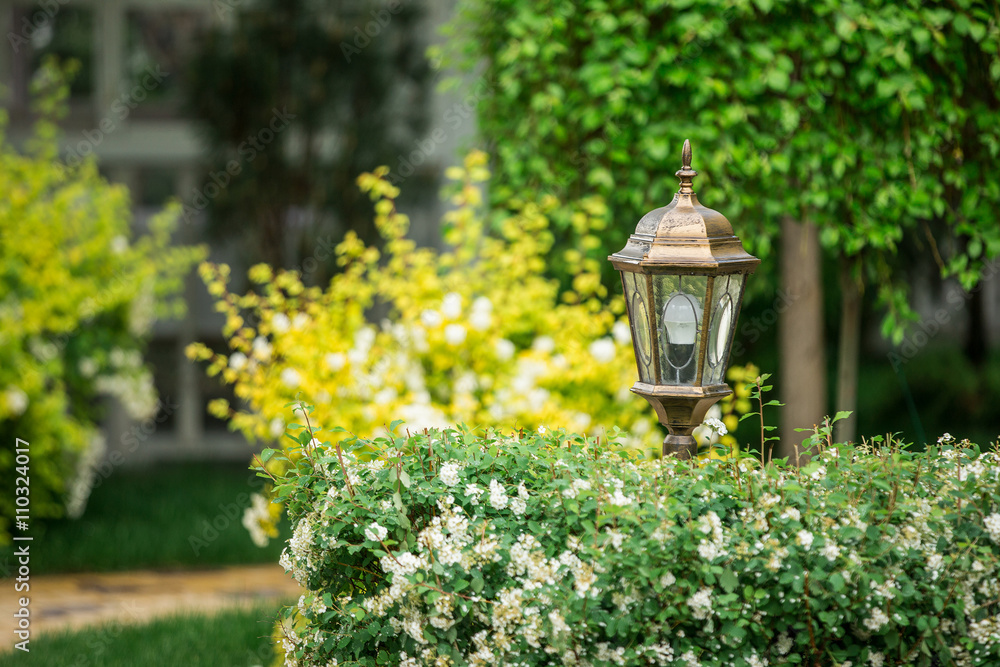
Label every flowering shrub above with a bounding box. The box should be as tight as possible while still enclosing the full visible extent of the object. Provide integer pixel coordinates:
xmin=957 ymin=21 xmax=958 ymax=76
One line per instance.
xmin=188 ymin=151 xmax=653 ymax=451
xmin=0 ymin=60 xmax=204 ymax=541
xmin=269 ymin=417 xmax=1000 ymax=667
xmin=190 ymin=151 xmax=753 ymax=453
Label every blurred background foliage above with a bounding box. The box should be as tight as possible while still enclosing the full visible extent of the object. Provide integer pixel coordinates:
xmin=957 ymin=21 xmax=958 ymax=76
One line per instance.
xmin=4 ymin=0 xmax=1000 ymax=569
xmin=436 ymin=0 xmax=1000 ymax=451
xmin=184 ymin=0 xmax=435 ymax=277
xmin=0 ymin=61 xmax=204 ymax=544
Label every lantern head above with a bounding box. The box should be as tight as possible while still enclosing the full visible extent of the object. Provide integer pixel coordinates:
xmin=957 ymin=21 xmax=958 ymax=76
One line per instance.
xmin=609 ymin=140 xmax=760 ymax=458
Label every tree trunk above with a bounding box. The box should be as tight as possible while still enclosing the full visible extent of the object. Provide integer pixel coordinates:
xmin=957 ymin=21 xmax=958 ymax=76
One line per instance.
xmin=834 ymin=256 xmax=862 ymax=444
xmin=965 ymin=286 xmax=986 ymax=364
xmin=778 ymin=216 xmax=827 ymax=461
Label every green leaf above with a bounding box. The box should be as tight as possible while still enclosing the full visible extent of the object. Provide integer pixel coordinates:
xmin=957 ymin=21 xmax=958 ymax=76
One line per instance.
xmin=720 ymin=569 xmax=739 ymax=593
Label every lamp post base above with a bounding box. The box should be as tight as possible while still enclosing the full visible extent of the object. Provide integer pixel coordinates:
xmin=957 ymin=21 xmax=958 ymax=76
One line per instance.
xmin=629 ymin=382 xmax=732 ymax=461
xmin=662 ymin=433 xmax=697 ymax=459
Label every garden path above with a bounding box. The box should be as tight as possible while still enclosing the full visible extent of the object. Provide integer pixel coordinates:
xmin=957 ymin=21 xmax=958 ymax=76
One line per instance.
xmin=1 ymin=563 xmax=300 ymax=639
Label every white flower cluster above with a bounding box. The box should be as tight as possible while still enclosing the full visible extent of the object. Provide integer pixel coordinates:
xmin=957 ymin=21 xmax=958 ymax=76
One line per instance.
xmin=489 ymin=478 xmax=508 ymax=510
xmin=686 ymin=586 xmax=714 ymax=620
xmin=696 ymin=510 xmax=727 ymax=561
xmin=439 ymin=461 xmax=462 ymax=487
xmin=562 ymin=478 xmax=592 ymax=499
xmin=275 ymin=431 xmax=1000 ymax=667
xmin=985 ymin=513 xmax=1000 ymax=544
xmin=703 ymin=417 xmax=727 ymax=436
xmin=93 ymin=362 xmax=158 ymax=420
xmin=364 ymin=522 xmax=388 ymax=543
xmin=242 ymin=493 xmax=272 ymax=547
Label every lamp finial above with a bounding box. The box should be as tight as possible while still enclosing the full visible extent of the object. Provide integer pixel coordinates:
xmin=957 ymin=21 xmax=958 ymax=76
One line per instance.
xmin=676 ymin=139 xmax=698 ymax=195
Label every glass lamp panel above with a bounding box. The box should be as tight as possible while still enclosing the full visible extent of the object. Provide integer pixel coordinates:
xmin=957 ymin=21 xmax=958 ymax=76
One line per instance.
xmin=652 ymin=274 xmax=707 ymax=386
xmin=621 ymin=270 xmax=654 ymax=383
xmin=702 ymin=273 xmax=747 ymax=385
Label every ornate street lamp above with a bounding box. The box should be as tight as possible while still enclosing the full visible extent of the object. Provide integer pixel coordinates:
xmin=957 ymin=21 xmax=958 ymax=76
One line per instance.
xmin=609 ymin=140 xmax=759 ymax=459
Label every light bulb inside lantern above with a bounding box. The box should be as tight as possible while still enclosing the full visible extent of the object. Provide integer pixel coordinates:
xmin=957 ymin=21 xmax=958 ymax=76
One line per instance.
xmin=662 ymin=291 xmax=701 ymax=384
xmin=663 ymin=292 xmax=700 ymax=344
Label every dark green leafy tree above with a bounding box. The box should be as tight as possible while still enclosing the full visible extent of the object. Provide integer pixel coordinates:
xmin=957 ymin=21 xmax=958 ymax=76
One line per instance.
xmin=185 ymin=0 xmax=433 ymax=275
xmin=440 ymin=0 xmax=1000 ymax=454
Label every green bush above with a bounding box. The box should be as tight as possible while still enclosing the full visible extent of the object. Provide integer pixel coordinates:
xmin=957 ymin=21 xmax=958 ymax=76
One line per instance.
xmin=0 ymin=60 xmax=204 ymax=543
xmin=268 ymin=418 xmax=1000 ymax=667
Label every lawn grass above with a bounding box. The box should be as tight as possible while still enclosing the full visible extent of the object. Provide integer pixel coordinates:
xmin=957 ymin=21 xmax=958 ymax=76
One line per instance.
xmin=0 ymin=462 xmax=290 ymax=576
xmin=0 ymin=603 xmax=283 ymax=667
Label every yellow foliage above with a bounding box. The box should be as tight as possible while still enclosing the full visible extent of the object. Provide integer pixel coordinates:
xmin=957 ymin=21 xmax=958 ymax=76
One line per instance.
xmin=192 ymin=152 xmax=757 ymax=476
xmin=0 ymin=58 xmax=204 ymax=542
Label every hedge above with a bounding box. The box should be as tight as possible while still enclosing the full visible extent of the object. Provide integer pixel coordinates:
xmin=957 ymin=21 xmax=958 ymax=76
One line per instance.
xmin=265 ymin=416 xmax=1000 ymax=667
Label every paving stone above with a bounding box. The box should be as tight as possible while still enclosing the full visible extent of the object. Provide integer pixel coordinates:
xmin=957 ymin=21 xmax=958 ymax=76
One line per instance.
xmin=1 ymin=564 xmax=301 ymax=642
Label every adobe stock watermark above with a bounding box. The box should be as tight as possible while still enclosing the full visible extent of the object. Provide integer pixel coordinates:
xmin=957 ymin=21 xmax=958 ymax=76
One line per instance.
xmin=65 ymin=397 xmax=179 ymax=516
xmin=63 ymin=65 xmax=168 ymax=169
xmin=888 ymin=261 xmax=1000 ymax=370
xmin=678 ymin=6 xmax=739 ymax=64
xmin=386 ymin=74 xmax=498 ymax=185
xmin=295 ymin=235 xmax=336 ymax=278
xmin=7 ymin=0 xmax=69 ymax=53
xmin=63 ymin=600 xmax=145 ymax=667
xmin=340 ymin=0 xmax=407 ymax=63
xmin=730 ymin=287 xmax=798 ymax=358
xmin=187 ymin=472 xmax=267 ymax=556
xmin=181 ymin=107 xmax=296 ymax=224
xmin=212 ymin=0 xmax=247 ymax=19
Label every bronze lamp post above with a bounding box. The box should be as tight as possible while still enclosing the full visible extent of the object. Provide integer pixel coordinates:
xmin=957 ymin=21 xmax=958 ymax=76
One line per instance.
xmin=609 ymin=140 xmax=759 ymax=459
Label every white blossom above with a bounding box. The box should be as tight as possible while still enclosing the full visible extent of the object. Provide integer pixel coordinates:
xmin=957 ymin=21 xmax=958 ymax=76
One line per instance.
xmin=444 ymin=323 xmax=467 ymax=346
xmin=110 ymin=235 xmax=129 ymax=254
xmin=680 ymin=650 xmax=701 ymax=667
xmin=588 ymin=337 xmax=616 ymax=363
xmin=782 ymin=507 xmax=801 ymax=522
xmin=562 ymin=478 xmax=591 ymax=499
xmin=79 ymin=357 xmax=99 ymax=378
xmin=325 ymin=352 xmax=346 ymax=371
xmin=703 ymin=417 xmax=727 ymax=436
xmin=686 ymin=587 xmax=714 ymax=620
xmin=612 ymin=320 xmax=632 ymax=344
xmin=864 ymin=608 xmax=889 ymax=632
xmin=252 ymin=336 xmax=272 ymax=361
xmin=464 ymin=483 xmax=484 ymax=505
xmin=365 ymin=522 xmax=388 ymax=543
xmin=280 ymin=368 xmax=301 ymax=388
xmin=4 ymin=387 xmax=28 ymax=417
xmin=420 ymin=309 xmax=442 ymax=328
xmin=984 ymin=513 xmax=1000 ymax=544
xmin=439 ymin=462 xmax=462 ymax=487
xmin=488 ymin=479 xmax=508 ymax=509
xmin=495 ymin=338 xmax=515 ymax=361
xmin=532 ymin=335 xmax=555 ymax=354
xmin=229 ymin=352 xmax=248 ymax=371
xmin=271 ymin=313 xmax=291 ymax=334
xmin=441 ymin=292 xmax=463 ymax=319
xmin=796 ymin=530 xmax=814 ymax=550
xmin=470 ymin=296 xmax=492 ymax=330
xmin=242 ymin=494 xmax=272 ymax=547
